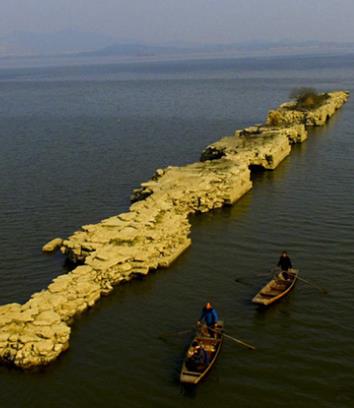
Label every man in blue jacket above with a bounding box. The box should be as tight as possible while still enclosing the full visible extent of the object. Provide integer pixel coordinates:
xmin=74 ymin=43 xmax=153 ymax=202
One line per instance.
xmin=198 ymin=302 xmax=219 ymax=337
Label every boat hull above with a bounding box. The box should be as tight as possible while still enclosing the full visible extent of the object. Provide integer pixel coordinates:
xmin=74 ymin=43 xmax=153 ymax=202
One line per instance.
xmin=180 ymin=321 xmax=224 ymax=385
xmin=252 ymin=269 xmax=298 ymax=306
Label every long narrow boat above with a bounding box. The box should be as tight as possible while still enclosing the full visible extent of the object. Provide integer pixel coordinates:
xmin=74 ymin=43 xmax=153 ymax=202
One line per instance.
xmin=252 ymin=269 xmax=298 ymax=306
xmin=180 ymin=321 xmax=224 ymax=385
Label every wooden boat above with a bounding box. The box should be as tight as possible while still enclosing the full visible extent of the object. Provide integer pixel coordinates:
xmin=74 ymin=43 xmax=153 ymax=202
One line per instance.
xmin=180 ymin=321 xmax=224 ymax=385
xmin=252 ymin=269 xmax=298 ymax=306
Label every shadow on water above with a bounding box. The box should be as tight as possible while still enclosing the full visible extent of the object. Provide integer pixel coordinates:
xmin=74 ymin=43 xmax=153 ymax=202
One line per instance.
xmin=190 ymin=188 xmax=253 ymax=228
xmin=180 ymin=383 xmax=198 ymax=398
xmin=179 ymin=366 xmax=223 ymax=399
xmin=252 ymin=298 xmax=295 ymax=321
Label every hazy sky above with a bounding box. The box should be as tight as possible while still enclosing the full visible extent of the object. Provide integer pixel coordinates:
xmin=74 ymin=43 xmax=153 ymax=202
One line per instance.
xmin=1 ymin=0 xmax=354 ymax=44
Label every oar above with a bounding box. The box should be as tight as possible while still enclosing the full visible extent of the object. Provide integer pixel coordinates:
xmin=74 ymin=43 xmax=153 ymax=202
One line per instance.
xmin=209 ymin=327 xmax=256 ymax=351
xmin=256 ymin=272 xmax=273 ymax=277
xmin=270 ymin=268 xmax=328 ymax=294
xmin=223 ymin=332 xmax=256 ymax=351
xmin=234 ymin=278 xmax=252 ymax=287
xmin=296 ymin=276 xmax=328 ymax=294
xmin=158 ymin=329 xmax=192 ymax=340
xmin=235 ymin=272 xmax=272 ymax=283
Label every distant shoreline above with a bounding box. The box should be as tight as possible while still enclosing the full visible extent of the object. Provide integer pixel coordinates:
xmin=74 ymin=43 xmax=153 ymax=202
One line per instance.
xmin=1 ymin=49 xmax=354 ymax=71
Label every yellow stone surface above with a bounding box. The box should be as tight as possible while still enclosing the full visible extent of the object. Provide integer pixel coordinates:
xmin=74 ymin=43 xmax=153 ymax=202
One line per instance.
xmin=42 ymin=237 xmax=63 ymax=253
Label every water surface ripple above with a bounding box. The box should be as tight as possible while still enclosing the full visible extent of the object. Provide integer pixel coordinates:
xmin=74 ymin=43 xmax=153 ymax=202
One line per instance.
xmin=0 ymin=54 xmax=353 ymax=408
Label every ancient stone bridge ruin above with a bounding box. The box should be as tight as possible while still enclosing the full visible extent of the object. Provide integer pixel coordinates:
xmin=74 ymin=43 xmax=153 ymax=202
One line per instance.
xmin=0 ymin=91 xmax=349 ymax=368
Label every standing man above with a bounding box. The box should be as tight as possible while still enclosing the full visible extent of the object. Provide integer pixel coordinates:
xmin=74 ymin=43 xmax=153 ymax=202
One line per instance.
xmin=277 ymin=251 xmax=293 ymax=272
xmin=198 ymin=302 xmax=219 ymax=337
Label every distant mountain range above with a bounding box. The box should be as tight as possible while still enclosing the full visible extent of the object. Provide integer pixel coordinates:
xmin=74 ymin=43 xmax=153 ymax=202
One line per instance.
xmin=0 ymin=31 xmax=117 ymax=57
xmin=1 ymin=31 xmax=354 ymax=61
xmin=77 ymin=43 xmax=185 ymax=58
xmin=80 ymin=40 xmax=354 ymax=59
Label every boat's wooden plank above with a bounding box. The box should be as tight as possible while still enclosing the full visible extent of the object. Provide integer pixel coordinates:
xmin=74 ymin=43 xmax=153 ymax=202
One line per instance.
xmin=252 ymin=269 xmax=298 ymax=306
xmin=181 ymin=371 xmax=200 ymax=376
xmin=180 ymin=321 xmax=224 ymax=385
xmin=259 ymin=289 xmax=282 ymax=295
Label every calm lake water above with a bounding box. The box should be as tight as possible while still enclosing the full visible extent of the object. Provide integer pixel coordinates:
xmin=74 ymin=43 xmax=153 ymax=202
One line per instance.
xmin=0 ymin=54 xmax=353 ymax=408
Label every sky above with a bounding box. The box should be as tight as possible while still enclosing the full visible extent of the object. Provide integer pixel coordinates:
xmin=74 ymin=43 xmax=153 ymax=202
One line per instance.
xmin=1 ymin=0 xmax=354 ymax=44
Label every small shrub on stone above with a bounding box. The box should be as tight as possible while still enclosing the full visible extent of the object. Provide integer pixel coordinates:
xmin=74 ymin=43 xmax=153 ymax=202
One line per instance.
xmin=290 ymin=88 xmax=329 ymax=110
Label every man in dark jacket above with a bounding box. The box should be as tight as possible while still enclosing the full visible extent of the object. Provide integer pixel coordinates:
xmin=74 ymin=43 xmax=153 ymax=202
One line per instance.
xmin=277 ymin=251 xmax=293 ymax=271
xmin=198 ymin=302 xmax=219 ymax=337
xmin=186 ymin=341 xmax=209 ymax=372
